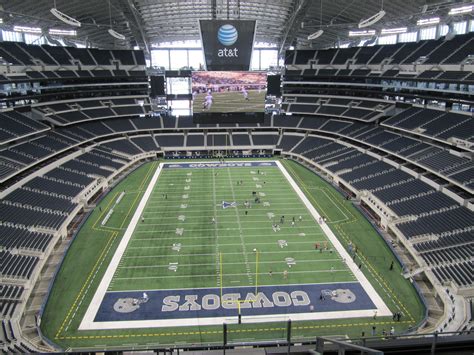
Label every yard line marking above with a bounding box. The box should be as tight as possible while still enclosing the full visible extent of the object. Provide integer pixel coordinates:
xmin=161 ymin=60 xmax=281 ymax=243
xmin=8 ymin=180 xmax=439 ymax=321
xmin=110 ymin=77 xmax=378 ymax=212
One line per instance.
xmin=226 ymin=166 xmax=253 ymax=285
xmin=139 ymin=214 xmax=312 ymax=221
xmin=113 ymin=268 xmax=350 ymax=280
xmin=126 ymin=241 xmax=327 ymax=249
xmin=133 ymin=230 xmax=324 ymax=236
xmin=117 ymin=259 xmax=342 ymax=269
xmin=212 ymin=169 xmax=221 ymax=287
xmin=134 ymin=225 xmax=318 ymax=230
xmin=142 ymin=206 xmax=310 ymax=212
xmin=122 ymin=250 xmax=336 ymax=258
xmin=131 ymin=234 xmax=325 ymax=240
xmin=147 ymin=191 xmax=298 ymax=197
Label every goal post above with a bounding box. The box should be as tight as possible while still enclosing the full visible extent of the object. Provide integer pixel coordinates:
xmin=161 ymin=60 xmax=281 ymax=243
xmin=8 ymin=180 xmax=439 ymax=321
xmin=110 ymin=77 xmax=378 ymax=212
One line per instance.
xmin=219 ymin=250 xmax=260 ymax=322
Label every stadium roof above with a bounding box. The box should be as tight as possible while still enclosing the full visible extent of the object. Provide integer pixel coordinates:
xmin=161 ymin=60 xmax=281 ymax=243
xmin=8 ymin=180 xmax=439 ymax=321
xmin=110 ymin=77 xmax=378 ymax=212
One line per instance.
xmin=0 ymin=0 xmax=472 ymax=54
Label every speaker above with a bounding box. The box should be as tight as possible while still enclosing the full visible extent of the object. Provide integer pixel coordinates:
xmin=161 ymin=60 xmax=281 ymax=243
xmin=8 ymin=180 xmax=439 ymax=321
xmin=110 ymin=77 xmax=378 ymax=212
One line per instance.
xmin=267 ymin=75 xmax=281 ymax=97
xmin=150 ymin=76 xmax=165 ymax=97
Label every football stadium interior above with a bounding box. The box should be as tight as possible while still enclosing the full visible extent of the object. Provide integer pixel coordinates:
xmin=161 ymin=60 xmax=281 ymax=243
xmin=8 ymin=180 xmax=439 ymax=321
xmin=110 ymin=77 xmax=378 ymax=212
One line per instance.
xmin=0 ymin=0 xmax=473 ymax=354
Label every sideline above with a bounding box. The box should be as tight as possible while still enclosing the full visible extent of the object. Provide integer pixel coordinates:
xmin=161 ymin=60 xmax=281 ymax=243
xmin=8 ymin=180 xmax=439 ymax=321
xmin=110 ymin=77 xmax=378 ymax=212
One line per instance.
xmin=275 ymin=160 xmax=391 ymax=317
xmin=79 ymin=163 xmax=164 ymax=330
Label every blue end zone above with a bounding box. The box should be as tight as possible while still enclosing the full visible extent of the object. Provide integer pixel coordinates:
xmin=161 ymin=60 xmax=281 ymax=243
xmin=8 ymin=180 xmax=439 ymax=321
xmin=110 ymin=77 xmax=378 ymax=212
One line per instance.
xmin=94 ymin=283 xmax=375 ymax=322
xmin=163 ymin=162 xmax=277 ymax=169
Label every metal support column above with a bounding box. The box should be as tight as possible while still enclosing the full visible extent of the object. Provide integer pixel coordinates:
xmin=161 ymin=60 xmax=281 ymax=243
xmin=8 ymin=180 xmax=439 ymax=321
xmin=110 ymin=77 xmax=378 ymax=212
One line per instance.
xmin=287 ymin=319 xmax=292 ymax=354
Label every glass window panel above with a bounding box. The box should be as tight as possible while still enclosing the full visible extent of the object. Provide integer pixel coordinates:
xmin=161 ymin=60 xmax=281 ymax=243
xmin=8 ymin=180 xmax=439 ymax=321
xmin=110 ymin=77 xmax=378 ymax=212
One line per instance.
xmin=439 ymin=25 xmax=449 ymax=36
xmin=2 ymin=30 xmax=23 ymax=42
xmin=169 ymin=49 xmax=188 ymax=69
xmin=378 ymin=35 xmax=397 ymax=45
xmin=453 ymin=21 xmax=467 ymax=34
xmin=151 ymin=49 xmax=170 ymax=69
xmin=259 ymin=49 xmax=278 ymax=69
xmin=166 ymin=77 xmax=190 ymax=95
xmin=24 ymin=33 xmax=44 ymax=45
xmin=156 ymin=40 xmax=201 ymax=48
xmin=251 ymin=49 xmax=260 ymax=70
xmin=170 ymin=100 xmax=191 ymax=116
xmin=420 ymin=26 xmax=436 ymax=40
xmin=399 ymin=32 xmax=417 ymax=43
xmin=187 ymin=49 xmax=205 ymax=70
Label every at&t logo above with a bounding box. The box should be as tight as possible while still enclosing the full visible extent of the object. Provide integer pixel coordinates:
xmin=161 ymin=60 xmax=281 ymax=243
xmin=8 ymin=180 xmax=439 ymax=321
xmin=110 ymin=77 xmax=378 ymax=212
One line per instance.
xmin=217 ymin=24 xmax=239 ymax=57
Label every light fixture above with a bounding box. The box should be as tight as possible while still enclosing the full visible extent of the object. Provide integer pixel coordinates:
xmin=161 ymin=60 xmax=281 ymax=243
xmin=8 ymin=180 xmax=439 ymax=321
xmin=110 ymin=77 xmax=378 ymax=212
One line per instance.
xmin=13 ymin=26 xmax=41 ymax=33
xmin=417 ymin=17 xmax=440 ymax=26
xmin=381 ymin=27 xmax=407 ymax=34
xmin=308 ymin=30 xmax=324 ymax=40
xmin=359 ymin=10 xmax=386 ymax=28
xmin=0 ymin=18 xmax=3 ymax=24
xmin=49 ymin=28 xmax=77 ymax=36
xmin=308 ymin=0 xmax=324 ymax=41
xmin=108 ymin=28 xmax=126 ymax=40
xmin=349 ymin=30 xmax=376 ymax=36
xmin=448 ymin=5 xmax=473 ymax=15
xmin=107 ymin=0 xmax=126 ymax=41
xmin=50 ymin=8 xmax=81 ymax=27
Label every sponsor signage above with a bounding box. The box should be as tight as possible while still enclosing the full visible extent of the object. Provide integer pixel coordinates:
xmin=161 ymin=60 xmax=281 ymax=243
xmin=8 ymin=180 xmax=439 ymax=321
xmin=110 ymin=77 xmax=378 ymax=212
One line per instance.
xmin=199 ymin=20 xmax=256 ymax=71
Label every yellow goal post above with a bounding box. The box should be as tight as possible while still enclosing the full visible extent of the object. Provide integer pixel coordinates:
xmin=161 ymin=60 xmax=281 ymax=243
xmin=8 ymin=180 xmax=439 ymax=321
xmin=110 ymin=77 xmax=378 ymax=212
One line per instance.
xmin=219 ymin=250 xmax=260 ymax=315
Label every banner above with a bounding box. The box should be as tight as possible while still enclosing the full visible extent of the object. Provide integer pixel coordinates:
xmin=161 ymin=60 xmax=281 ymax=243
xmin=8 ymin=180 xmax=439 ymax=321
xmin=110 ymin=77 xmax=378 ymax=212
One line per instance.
xmin=199 ymin=20 xmax=256 ymax=71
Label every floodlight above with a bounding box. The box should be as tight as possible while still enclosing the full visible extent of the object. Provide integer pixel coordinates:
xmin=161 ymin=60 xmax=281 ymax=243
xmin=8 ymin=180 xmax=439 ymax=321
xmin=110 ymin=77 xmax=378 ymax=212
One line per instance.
xmin=50 ymin=8 xmax=81 ymax=27
xmin=107 ymin=0 xmax=126 ymax=41
xmin=417 ymin=17 xmax=440 ymax=26
xmin=381 ymin=27 xmax=407 ymax=34
xmin=108 ymin=28 xmax=126 ymax=40
xmin=49 ymin=28 xmax=77 ymax=36
xmin=307 ymin=30 xmax=324 ymax=40
xmin=358 ymin=10 xmax=386 ymax=28
xmin=349 ymin=30 xmax=376 ymax=37
xmin=13 ymin=26 xmax=41 ymax=33
xmin=448 ymin=5 xmax=473 ymax=15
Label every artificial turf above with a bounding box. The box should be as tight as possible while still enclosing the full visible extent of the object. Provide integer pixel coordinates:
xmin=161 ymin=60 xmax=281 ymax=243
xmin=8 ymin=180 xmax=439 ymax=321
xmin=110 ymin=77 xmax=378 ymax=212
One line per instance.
xmin=110 ymin=162 xmax=354 ymax=292
xmin=40 ymin=158 xmax=424 ymax=350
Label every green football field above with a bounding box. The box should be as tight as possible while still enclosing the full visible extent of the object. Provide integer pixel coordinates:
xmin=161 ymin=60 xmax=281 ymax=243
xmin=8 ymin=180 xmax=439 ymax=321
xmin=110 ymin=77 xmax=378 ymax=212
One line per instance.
xmin=110 ymin=164 xmax=355 ymax=292
xmin=40 ymin=159 xmax=424 ymax=350
xmin=192 ymin=90 xmax=266 ymax=113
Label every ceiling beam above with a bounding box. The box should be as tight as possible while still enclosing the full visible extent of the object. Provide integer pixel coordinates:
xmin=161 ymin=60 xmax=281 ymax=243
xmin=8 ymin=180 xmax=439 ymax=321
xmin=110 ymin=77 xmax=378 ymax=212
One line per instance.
xmin=278 ymin=0 xmax=311 ymax=56
xmin=118 ymin=0 xmax=151 ymax=53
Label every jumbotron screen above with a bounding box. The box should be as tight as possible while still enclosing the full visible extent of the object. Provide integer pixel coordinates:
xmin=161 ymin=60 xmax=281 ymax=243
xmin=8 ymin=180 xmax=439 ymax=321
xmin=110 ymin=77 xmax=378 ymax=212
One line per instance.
xmin=192 ymin=71 xmax=267 ymax=113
